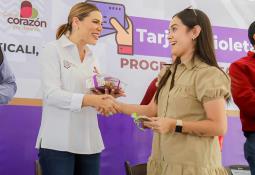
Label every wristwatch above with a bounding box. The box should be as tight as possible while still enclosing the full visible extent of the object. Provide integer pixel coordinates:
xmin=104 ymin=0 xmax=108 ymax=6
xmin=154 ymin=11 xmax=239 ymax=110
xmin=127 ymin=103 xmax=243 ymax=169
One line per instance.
xmin=175 ymin=120 xmax=183 ymax=133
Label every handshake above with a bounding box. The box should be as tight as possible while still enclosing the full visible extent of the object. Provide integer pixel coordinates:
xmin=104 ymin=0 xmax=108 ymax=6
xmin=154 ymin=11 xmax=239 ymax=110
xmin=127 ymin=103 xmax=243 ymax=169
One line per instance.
xmin=83 ymin=93 xmax=124 ymax=116
xmin=97 ymin=94 xmax=122 ymax=116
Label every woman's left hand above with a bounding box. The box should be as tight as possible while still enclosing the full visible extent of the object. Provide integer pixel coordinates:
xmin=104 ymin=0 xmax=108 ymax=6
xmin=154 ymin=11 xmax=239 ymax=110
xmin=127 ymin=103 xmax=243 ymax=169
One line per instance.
xmin=143 ymin=117 xmax=176 ymax=134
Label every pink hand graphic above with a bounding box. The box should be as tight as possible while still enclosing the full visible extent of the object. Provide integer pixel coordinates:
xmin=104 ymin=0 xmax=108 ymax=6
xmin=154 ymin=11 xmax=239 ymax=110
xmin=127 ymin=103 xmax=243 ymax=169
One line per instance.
xmin=110 ymin=16 xmax=133 ymax=55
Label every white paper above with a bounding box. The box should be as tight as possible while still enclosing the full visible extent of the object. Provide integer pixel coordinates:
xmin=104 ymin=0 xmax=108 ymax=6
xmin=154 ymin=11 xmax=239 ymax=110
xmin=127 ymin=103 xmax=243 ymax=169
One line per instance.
xmin=231 ymin=169 xmax=251 ymax=175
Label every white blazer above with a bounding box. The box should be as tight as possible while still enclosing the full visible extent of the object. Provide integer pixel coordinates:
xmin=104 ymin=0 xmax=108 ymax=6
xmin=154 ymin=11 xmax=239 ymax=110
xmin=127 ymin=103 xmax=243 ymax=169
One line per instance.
xmin=36 ymin=35 xmax=104 ymax=154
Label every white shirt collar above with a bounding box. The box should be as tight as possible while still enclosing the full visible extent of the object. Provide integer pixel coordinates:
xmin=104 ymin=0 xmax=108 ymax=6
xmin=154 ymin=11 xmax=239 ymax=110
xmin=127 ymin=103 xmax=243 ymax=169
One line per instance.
xmin=58 ymin=35 xmax=92 ymax=56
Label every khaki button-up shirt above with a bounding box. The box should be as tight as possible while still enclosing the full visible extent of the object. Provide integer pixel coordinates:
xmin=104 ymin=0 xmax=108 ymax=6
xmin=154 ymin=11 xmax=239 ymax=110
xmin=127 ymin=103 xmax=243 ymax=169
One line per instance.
xmin=148 ymin=57 xmax=230 ymax=175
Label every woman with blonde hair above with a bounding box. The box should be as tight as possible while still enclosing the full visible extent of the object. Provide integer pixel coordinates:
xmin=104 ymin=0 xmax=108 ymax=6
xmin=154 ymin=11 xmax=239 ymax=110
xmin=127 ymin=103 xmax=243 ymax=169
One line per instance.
xmin=36 ymin=2 xmax=118 ymax=175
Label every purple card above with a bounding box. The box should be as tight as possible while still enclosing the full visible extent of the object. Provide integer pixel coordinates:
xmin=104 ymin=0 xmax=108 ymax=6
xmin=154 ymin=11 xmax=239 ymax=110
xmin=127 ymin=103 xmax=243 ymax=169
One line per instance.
xmin=86 ymin=0 xmax=128 ymax=37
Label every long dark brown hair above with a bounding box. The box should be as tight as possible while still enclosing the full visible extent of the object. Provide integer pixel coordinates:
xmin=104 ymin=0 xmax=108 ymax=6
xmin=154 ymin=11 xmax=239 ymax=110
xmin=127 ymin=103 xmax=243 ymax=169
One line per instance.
xmin=56 ymin=2 xmax=99 ymax=39
xmin=155 ymin=8 xmax=227 ymax=104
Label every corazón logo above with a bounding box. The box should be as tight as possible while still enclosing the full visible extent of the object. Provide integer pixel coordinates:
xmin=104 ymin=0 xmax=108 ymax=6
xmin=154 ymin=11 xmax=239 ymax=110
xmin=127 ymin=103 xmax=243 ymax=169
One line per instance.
xmin=20 ymin=0 xmax=38 ymax=19
xmin=7 ymin=0 xmax=47 ymax=30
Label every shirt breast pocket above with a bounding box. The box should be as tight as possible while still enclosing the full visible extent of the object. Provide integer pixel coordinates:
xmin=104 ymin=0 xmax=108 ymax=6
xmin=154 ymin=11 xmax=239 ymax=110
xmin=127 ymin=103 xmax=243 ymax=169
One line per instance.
xmin=172 ymin=84 xmax=198 ymax=118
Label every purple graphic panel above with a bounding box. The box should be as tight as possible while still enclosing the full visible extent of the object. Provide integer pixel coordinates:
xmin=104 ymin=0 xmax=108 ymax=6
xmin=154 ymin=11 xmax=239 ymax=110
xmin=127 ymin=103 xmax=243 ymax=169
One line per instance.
xmin=132 ymin=16 xmax=170 ymax=58
xmin=87 ymin=0 xmax=128 ymax=37
xmin=132 ymin=16 xmax=251 ymax=62
xmin=222 ymin=117 xmax=247 ymax=166
xmin=98 ymin=114 xmax=152 ymax=174
xmin=0 ymin=105 xmax=41 ymax=175
xmin=0 ymin=105 xmax=248 ymax=175
xmin=213 ymin=26 xmax=251 ymax=63
xmin=0 ymin=105 xmax=152 ymax=175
